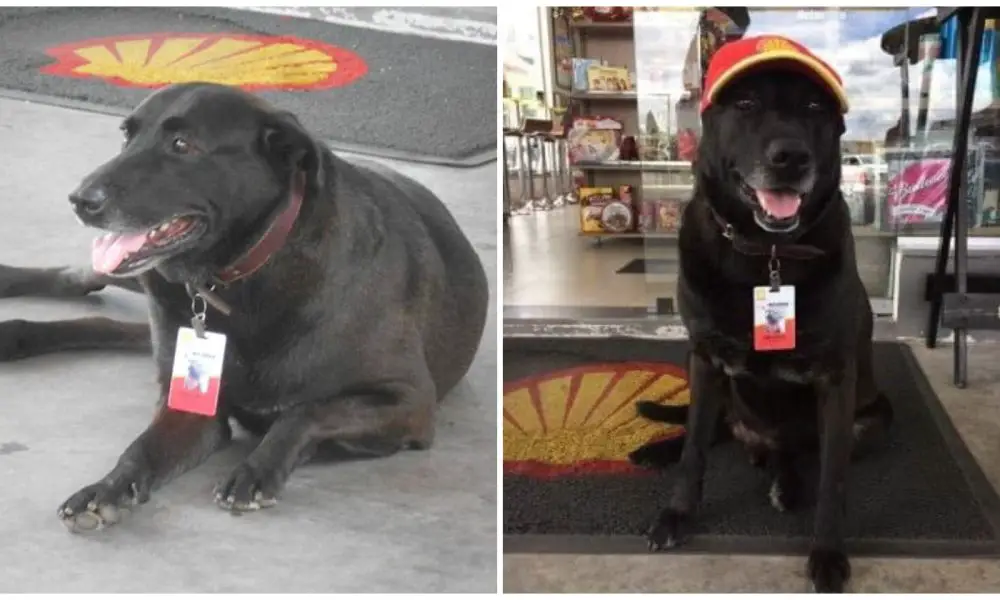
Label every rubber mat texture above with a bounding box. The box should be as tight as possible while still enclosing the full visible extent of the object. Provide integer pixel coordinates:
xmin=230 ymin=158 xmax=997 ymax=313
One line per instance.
xmin=0 ymin=7 xmax=496 ymax=164
xmin=503 ymin=338 xmax=1000 ymax=554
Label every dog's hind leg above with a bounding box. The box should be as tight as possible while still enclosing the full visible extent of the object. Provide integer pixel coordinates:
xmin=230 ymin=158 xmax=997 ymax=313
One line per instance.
xmin=766 ymin=449 xmax=802 ymax=512
xmin=0 ymin=317 xmax=151 ymax=361
xmin=215 ymin=378 xmax=437 ymax=512
xmin=0 ymin=264 xmax=143 ymax=298
xmin=850 ymin=339 xmax=893 ymax=462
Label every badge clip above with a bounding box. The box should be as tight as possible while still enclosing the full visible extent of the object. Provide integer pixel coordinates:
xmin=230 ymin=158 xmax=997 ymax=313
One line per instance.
xmin=190 ymin=288 xmax=209 ymax=339
xmin=768 ymin=245 xmax=781 ymax=292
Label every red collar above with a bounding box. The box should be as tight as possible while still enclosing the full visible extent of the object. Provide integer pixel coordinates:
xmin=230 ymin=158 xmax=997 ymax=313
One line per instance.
xmin=215 ymin=170 xmax=306 ymax=284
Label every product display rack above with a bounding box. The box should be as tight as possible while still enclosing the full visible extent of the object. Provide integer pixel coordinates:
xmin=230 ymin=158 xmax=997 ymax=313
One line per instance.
xmin=554 ymin=9 xmax=953 ymax=247
xmin=553 ymin=9 xmax=694 ymax=244
xmin=555 ymin=90 xmax=638 ymax=101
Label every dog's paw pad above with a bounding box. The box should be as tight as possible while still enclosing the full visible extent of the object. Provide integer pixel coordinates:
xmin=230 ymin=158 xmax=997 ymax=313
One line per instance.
xmin=214 ymin=464 xmax=280 ymax=513
xmin=807 ymin=548 xmax=850 ymax=593
xmin=57 ymin=481 xmax=138 ymax=534
xmin=645 ymin=509 xmax=686 ymax=551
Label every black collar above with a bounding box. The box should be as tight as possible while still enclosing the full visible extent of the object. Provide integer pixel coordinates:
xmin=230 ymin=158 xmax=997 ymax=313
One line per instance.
xmin=707 ymin=201 xmax=831 ymax=261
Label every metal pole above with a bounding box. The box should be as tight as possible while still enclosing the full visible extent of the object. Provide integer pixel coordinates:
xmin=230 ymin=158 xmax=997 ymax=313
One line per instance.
xmin=952 ymin=9 xmax=983 ymax=387
xmin=503 ymin=135 xmax=511 ymax=223
xmin=547 ymin=137 xmax=562 ymax=207
xmin=927 ymin=12 xmax=969 ymax=349
xmin=525 ymin=136 xmax=537 ymax=208
xmin=538 ymin=135 xmax=552 ymax=211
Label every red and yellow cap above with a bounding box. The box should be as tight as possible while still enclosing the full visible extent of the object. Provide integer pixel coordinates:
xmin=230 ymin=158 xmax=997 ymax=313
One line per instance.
xmin=700 ymin=35 xmax=849 ymax=114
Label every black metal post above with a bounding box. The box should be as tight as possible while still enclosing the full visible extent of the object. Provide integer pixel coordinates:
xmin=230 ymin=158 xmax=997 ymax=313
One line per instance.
xmin=503 ymin=136 xmax=511 ymax=224
xmin=927 ymin=9 xmax=973 ymax=349
xmin=950 ymin=9 xmax=983 ymax=387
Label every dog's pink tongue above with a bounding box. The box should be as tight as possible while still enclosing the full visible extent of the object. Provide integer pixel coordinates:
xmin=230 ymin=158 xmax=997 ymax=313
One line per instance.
xmin=755 ymin=189 xmax=802 ymax=219
xmin=91 ymin=233 xmax=148 ymax=274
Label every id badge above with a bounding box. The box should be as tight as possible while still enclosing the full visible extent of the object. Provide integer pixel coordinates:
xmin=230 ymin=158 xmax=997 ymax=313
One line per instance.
xmin=753 ymin=285 xmax=796 ymax=351
xmin=167 ymin=327 xmax=227 ymax=416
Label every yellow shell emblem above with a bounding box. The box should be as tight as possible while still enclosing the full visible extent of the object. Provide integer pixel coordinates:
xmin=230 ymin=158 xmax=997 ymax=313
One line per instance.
xmin=41 ymin=33 xmax=368 ymax=91
xmin=756 ymin=37 xmax=796 ymax=55
xmin=504 ymin=362 xmax=689 ymax=477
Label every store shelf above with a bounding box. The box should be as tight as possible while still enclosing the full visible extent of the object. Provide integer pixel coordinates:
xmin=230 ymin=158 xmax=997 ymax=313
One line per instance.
xmin=579 ymin=226 xmax=901 ymax=242
xmin=569 ymin=21 xmax=634 ymax=33
xmin=853 ymin=228 xmax=904 ymax=239
xmin=579 ymin=231 xmax=679 ymax=239
xmin=556 ymin=89 xmax=638 ymax=101
xmin=574 ymin=160 xmax=691 ymax=172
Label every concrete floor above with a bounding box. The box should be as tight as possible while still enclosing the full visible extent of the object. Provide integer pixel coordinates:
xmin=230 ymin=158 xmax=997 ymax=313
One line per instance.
xmin=502 ymin=210 xmax=1000 ymax=592
xmin=0 ymin=97 xmax=497 ymax=593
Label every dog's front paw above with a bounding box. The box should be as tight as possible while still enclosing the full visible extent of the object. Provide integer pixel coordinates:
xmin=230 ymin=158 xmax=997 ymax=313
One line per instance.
xmin=646 ymin=508 xmax=687 ymax=551
xmin=214 ymin=462 xmax=281 ymax=512
xmin=57 ymin=470 xmax=151 ymax=533
xmin=807 ymin=548 xmax=850 ymax=593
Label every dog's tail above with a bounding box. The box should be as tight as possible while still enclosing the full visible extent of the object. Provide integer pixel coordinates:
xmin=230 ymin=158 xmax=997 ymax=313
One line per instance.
xmin=628 ymin=392 xmax=896 ymax=468
xmin=627 ymin=401 xmax=706 ymax=469
xmin=635 ymin=400 xmax=689 ymax=424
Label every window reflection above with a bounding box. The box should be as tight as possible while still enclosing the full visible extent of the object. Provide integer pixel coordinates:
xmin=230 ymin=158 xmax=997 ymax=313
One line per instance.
xmin=630 ymin=8 xmax=1000 ymax=235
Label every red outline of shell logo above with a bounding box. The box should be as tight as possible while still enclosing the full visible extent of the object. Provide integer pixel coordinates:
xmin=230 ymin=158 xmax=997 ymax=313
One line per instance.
xmin=40 ymin=32 xmax=368 ymax=91
xmin=503 ymin=362 xmax=690 ymax=478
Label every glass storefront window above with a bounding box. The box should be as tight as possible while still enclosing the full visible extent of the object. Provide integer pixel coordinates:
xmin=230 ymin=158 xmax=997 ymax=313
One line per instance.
xmin=632 ymin=8 xmax=1000 ymax=237
xmin=625 ymin=8 xmax=1000 ymax=301
xmin=508 ymin=8 xmax=1000 ymax=313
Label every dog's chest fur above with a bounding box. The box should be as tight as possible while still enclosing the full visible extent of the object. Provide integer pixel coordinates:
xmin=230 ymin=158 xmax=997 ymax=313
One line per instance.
xmin=677 ymin=250 xmax=856 ymax=448
xmin=682 ymin=272 xmax=839 ymax=385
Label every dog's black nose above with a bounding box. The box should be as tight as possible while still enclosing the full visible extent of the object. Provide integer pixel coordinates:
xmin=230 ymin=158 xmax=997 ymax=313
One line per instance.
xmin=69 ymin=186 xmax=109 ymax=216
xmin=765 ymin=139 xmax=812 ymax=170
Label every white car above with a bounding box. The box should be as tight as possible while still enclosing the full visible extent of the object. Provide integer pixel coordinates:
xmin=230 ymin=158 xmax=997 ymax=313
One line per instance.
xmin=841 ymin=153 xmax=886 ymax=226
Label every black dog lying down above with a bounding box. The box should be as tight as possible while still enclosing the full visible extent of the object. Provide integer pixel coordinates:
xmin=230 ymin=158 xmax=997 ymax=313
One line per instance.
xmin=0 ymin=82 xmax=489 ymax=531
xmin=627 ymin=37 xmax=893 ymax=593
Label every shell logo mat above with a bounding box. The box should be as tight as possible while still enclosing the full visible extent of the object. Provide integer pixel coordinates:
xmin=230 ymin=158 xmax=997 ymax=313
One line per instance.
xmin=504 ymin=362 xmax=689 ymax=478
xmin=40 ymin=33 xmax=368 ymax=91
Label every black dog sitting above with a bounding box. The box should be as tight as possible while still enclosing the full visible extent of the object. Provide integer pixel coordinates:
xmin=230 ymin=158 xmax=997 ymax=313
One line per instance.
xmin=629 ymin=37 xmax=893 ymax=593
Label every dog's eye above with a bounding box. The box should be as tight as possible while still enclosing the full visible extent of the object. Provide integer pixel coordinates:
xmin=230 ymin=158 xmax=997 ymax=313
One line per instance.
xmin=736 ymin=98 xmax=757 ymax=111
xmin=807 ymin=101 xmax=823 ymax=111
xmin=171 ymin=136 xmax=194 ymax=155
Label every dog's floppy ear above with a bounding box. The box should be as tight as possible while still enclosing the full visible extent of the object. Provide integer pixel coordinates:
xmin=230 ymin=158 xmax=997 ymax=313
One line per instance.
xmin=260 ymin=111 xmax=325 ymax=186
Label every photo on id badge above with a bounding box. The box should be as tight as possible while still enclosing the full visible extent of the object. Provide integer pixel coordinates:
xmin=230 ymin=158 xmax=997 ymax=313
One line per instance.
xmin=753 ymin=285 xmax=796 ymax=351
xmin=167 ymin=327 xmax=227 ymax=417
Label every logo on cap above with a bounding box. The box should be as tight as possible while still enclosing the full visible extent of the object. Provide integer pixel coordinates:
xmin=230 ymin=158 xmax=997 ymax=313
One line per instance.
xmin=756 ymin=37 xmax=795 ymax=54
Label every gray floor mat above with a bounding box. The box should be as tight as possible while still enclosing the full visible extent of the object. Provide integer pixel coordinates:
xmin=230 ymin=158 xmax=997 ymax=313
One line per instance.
xmin=0 ymin=7 xmax=496 ymax=165
xmin=503 ymin=337 xmax=1000 ymax=557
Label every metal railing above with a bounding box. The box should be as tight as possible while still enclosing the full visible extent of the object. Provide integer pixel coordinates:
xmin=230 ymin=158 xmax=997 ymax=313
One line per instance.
xmin=503 ymin=132 xmax=575 ymax=215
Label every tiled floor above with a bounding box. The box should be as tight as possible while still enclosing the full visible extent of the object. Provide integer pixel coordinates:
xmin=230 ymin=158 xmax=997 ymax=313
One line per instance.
xmin=503 ymin=206 xmax=677 ymax=310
